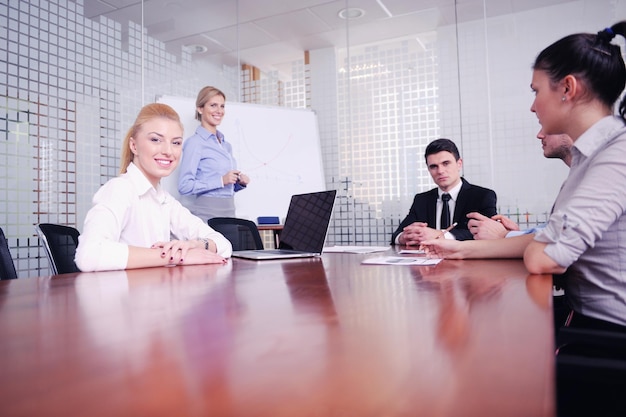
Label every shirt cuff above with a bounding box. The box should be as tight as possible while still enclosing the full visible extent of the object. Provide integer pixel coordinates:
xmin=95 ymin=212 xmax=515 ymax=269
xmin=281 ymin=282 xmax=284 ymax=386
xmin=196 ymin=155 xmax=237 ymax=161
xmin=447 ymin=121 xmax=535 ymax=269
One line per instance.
xmin=443 ymin=231 xmax=456 ymax=240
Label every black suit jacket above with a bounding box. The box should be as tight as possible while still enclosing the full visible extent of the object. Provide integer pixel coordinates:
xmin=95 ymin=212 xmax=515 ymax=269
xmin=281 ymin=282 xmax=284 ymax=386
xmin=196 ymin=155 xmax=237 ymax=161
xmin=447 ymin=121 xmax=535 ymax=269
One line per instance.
xmin=391 ymin=178 xmax=497 ymax=243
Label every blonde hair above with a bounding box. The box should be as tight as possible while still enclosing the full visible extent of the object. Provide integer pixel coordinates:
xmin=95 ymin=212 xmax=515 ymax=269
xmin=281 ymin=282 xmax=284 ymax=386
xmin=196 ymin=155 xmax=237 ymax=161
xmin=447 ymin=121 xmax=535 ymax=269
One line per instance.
xmin=195 ymin=86 xmax=226 ymax=121
xmin=120 ymin=103 xmax=183 ymax=174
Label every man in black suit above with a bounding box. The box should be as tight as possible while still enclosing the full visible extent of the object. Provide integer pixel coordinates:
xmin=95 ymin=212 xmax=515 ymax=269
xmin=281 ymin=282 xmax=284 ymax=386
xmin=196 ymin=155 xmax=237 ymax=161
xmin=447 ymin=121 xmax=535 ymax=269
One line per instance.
xmin=391 ymin=138 xmax=497 ymax=245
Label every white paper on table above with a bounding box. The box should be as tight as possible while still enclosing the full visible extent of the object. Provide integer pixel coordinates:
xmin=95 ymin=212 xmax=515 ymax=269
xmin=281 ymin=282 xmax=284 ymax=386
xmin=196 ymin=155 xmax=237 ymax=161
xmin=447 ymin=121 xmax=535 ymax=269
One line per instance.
xmin=361 ymin=256 xmax=442 ymax=265
xmin=398 ymin=249 xmax=425 ymax=254
xmin=323 ymin=245 xmax=390 ymax=254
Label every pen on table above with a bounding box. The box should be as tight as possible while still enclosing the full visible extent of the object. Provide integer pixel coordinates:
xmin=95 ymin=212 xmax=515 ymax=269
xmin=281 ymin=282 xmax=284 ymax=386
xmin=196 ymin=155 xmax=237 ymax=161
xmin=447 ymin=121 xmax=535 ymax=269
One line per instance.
xmin=437 ymin=222 xmax=458 ymax=239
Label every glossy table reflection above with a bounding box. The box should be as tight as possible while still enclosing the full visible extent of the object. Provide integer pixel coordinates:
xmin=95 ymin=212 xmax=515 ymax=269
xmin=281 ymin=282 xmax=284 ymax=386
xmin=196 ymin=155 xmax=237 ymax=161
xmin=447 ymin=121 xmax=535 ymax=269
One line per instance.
xmin=0 ymin=250 xmax=555 ymax=417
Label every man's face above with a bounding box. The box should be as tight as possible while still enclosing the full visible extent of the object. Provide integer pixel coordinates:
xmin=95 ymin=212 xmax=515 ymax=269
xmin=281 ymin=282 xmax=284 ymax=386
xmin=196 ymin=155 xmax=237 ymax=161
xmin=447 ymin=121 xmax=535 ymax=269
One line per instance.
xmin=537 ymin=129 xmax=572 ymax=162
xmin=426 ymin=151 xmax=462 ymax=192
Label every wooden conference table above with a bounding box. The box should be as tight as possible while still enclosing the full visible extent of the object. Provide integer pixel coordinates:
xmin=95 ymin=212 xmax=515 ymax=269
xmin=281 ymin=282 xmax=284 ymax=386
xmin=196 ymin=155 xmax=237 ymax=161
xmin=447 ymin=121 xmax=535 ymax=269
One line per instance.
xmin=0 ymin=249 xmax=555 ymax=417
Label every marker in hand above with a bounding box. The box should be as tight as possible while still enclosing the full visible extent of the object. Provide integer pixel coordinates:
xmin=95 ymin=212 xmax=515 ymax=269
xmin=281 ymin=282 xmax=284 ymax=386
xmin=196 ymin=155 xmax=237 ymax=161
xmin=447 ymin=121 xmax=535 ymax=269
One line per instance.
xmin=437 ymin=222 xmax=458 ymax=239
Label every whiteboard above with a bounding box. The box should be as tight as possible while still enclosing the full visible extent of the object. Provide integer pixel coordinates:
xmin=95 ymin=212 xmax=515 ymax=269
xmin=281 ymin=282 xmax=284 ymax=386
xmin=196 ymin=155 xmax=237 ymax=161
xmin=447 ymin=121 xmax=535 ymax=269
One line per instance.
xmin=157 ymin=95 xmax=326 ymax=222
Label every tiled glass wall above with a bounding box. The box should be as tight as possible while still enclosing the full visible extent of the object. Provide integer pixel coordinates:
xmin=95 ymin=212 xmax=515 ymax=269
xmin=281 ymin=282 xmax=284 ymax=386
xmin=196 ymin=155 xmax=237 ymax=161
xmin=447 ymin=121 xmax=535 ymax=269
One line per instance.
xmin=436 ymin=4 xmax=605 ymax=221
xmin=326 ymin=38 xmax=439 ymax=245
xmin=322 ymin=1 xmax=623 ymax=246
xmin=1 ymin=0 xmax=622 ymax=277
xmin=1 ymin=0 xmax=236 ymax=277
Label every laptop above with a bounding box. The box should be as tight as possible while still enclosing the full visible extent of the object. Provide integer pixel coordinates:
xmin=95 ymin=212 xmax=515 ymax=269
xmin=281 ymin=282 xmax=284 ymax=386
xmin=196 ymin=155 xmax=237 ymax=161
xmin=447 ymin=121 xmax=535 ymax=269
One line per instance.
xmin=232 ymin=190 xmax=337 ymax=260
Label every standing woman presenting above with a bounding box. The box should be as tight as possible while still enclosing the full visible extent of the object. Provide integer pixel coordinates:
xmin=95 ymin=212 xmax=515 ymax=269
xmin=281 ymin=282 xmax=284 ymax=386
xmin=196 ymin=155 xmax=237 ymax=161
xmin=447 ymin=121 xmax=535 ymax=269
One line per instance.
xmin=177 ymin=86 xmax=250 ymax=221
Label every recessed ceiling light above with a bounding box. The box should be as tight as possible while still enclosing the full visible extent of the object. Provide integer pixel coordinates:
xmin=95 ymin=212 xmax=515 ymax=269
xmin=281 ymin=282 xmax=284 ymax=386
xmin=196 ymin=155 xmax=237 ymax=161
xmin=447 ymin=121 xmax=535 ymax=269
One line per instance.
xmin=184 ymin=44 xmax=208 ymax=54
xmin=338 ymin=8 xmax=365 ymax=20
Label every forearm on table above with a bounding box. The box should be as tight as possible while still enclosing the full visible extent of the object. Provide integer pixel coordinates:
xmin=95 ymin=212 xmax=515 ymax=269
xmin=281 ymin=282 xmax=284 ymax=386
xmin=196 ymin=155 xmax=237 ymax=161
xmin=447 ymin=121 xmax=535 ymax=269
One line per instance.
xmin=126 ymin=246 xmax=176 ymax=269
xmin=459 ymin=233 xmax=535 ymax=259
xmin=523 ymin=240 xmax=566 ymax=274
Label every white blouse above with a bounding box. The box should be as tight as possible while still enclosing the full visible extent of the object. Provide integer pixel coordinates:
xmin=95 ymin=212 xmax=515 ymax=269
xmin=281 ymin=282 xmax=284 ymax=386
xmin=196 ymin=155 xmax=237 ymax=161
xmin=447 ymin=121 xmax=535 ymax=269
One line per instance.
xmin=75 ymin=162 xmax=232 ymax=272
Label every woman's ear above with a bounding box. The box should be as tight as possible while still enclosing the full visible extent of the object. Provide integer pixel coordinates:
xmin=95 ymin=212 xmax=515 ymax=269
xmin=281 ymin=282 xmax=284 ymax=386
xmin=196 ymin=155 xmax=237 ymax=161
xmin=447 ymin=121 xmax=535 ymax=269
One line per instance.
xmin=129 ymin=137 xmax=138 ymax=155
xmin=562 ymin=74 xmax=578 ymax=99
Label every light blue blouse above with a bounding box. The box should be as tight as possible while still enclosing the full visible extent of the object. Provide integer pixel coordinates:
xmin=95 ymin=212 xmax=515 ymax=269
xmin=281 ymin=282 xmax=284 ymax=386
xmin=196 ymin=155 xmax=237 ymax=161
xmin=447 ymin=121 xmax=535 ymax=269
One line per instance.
xmin=178 ymin=125 xmax=245 ymax=198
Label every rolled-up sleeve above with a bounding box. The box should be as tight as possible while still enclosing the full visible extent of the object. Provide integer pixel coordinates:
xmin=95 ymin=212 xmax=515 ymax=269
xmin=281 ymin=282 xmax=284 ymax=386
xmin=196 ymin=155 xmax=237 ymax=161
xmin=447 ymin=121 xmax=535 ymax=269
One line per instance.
xmin=534 ymin=121 xmax=626 ymax=270
xmin=534 ymin=213 xmax=584 ymax=269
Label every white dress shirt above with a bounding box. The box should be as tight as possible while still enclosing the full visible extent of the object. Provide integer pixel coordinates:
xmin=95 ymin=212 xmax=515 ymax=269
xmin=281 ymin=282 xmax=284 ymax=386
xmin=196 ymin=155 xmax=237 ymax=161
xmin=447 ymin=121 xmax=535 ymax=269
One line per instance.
xmin=394 ymin=180 xmax=463 ymax=244
xmin=75 ymin=162 xmax=232 ymax=272
xmin=436 ymin=180 xmax=462 ymax=231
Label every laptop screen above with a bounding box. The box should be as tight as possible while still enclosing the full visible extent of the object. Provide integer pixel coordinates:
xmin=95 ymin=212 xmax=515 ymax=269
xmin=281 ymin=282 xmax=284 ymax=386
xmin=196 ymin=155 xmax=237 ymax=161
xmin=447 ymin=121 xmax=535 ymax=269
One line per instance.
xmin=278 ymin=190 xmax=337 ymax=253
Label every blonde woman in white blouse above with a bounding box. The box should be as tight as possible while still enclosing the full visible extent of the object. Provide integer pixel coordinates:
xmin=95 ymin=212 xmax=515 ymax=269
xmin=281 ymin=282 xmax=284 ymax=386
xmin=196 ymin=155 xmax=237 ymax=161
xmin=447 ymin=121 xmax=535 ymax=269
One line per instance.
xmin=75 ymin=103 xmax=232 ymax=272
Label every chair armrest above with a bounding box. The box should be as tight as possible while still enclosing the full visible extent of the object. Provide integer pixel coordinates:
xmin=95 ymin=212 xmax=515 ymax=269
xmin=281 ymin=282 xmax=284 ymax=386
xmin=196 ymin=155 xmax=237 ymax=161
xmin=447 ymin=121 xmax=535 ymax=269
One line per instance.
xmin=557 ymin=326 xmax=626 ymax=360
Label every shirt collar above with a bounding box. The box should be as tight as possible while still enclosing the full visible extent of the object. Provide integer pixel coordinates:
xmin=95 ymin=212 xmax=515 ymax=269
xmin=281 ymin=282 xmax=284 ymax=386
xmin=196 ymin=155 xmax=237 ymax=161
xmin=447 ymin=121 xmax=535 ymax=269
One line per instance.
xmin=126 ymin=162 xmax=168 ymax=203
xmin=196 ymin=125 xmax=225 ymax=143
xmin=439 ymin=179 xmax=462 ymax=201
xmin=573 ymin=115 xmax=626 ymax=159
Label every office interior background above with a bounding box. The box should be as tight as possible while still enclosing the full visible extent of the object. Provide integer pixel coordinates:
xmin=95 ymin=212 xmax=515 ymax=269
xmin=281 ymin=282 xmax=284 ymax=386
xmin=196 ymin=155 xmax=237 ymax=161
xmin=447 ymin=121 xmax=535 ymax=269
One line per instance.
xmin=1 ymin=0 xmax=624 ymax=277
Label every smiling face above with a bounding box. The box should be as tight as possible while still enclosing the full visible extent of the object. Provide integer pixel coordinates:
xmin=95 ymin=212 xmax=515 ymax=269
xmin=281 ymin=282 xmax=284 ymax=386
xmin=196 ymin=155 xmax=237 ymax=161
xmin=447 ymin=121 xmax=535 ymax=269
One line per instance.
xmin=530 ymin=69 xmax=568 ymax=135
xmin=129 ymin=117 xmax=183 ymax=188
xmin=426 ymin=151 xmax=463 ymax=192
xmin=197 ymin=94 xmax=225 ymax=133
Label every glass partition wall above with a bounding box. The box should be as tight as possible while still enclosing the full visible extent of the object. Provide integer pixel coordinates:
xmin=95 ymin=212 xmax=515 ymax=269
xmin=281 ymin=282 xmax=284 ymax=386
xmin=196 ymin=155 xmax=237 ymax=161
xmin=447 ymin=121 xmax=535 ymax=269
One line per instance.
xmin=1 ymin=0 xmax=622 ymax=277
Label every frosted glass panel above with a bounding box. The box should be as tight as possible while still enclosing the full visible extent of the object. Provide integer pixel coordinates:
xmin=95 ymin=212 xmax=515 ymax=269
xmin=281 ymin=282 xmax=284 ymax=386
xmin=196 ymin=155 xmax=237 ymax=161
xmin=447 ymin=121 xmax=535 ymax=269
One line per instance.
xmin=0 ymin=0 xmax=622 ymax=277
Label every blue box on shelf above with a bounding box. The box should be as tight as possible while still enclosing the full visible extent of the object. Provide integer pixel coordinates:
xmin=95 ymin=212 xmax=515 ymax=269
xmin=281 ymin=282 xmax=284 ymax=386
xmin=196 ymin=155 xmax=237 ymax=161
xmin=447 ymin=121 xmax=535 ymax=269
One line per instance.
xmin=257 ymin=216 xmax=280 ymax=225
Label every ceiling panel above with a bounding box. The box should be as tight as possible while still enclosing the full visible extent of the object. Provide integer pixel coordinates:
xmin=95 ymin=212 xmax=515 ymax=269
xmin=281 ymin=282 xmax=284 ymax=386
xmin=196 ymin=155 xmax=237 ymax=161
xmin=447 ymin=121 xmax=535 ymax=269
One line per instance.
xmin=142 ymin=2 xmax=238 ymax=42
xmin=304 ymin=7 xmax=441 ymax=51
xmin=253 ymin=9 xmax=332 ymax=40
xmin=308 ymin=0 xmax=391 ymax=30
xmin=75 ymin=0 xmax=579 ymax=73
xmin=206 ymin=22 xmax=281 ymax=51
xmin=236 ymin=0 xmax=337 ymax=22
xmin=381 ymin=0 xmax=448 ymax=16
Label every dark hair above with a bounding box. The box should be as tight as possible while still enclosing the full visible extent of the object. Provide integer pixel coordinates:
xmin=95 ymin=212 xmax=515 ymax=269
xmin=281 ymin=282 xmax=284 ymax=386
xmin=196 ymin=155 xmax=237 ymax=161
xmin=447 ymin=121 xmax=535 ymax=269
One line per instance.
xmin=425 ymin=138 xmax=461 ymax=162
xmin=533 ymin=21 xmax=626 ymax=120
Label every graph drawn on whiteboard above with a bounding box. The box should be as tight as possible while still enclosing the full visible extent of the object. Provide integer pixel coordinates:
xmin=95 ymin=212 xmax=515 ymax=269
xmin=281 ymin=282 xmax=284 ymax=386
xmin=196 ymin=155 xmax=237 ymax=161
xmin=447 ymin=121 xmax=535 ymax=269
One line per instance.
xmin=157 ymin=95 xmax=327 ymax=222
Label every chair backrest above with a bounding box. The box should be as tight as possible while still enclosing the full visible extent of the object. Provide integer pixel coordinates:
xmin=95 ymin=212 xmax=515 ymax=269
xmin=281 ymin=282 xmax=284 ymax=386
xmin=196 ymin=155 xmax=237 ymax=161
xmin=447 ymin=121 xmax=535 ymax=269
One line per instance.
xmin=0 ymin=227 xmax=18 ymax=280
xmin=207 ymin=217 xmax=264 ymax=251
xmin=556 ymin=326 xmax=626 ymax=415
xmin=36 ymin=223 xmax=81 ymax=275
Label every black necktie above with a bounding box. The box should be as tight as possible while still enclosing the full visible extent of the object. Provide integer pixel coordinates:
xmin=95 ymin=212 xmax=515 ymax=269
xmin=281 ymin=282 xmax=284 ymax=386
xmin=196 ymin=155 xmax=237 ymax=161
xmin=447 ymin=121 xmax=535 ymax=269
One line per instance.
xmin=441 ymin=193 xmax=451 ymax=229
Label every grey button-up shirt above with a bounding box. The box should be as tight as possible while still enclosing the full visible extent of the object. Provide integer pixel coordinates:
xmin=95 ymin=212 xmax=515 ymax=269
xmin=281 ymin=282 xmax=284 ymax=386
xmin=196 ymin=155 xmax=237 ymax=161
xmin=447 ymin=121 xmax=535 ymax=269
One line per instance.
xmin=535 ymin=116 xmax=626 ymax=326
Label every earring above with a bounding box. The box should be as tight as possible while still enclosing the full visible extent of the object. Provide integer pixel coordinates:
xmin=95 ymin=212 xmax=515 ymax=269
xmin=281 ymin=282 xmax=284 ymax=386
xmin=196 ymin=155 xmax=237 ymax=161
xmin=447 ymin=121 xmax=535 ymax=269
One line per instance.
xmin=561 ymin=96 xmax=566 ymax=102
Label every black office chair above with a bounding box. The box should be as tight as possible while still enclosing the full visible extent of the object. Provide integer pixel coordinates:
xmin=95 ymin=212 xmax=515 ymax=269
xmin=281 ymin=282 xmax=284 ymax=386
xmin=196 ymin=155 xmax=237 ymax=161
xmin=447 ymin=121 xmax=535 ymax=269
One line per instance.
xmin=0 ymin=226 xmax=18 ymax=280
xmin=556 ymin=326 xmax=626 ymax=416
xmin=207 ymin=217 xmax=264 ymax=251
xmin=36 ymin=223 xmax=81 ymax=275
